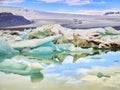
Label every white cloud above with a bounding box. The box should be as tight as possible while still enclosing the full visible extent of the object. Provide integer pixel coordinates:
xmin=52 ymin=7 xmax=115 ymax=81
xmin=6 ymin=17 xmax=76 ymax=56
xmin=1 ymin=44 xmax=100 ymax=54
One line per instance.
xmin=39 ymin=0 xmax=91 ymax=5
xmin=0 ymin=0 xmax=24 ymax=5
xmin=65 ymin=0 xmax=91 ymax=5
xmin=38 ymin=0 xmax=106 ymax=6
xmin=41 ymin=0 xmax=61 ymax=3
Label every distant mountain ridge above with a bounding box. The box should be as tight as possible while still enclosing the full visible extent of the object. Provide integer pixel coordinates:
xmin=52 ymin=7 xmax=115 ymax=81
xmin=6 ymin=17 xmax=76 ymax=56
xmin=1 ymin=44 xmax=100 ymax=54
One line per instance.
xmin=0 ymin=12 xmax=31 ymax=28
xmin=104 ymin=11 xmax=120 ymax=16
xmin=0 ymin=6 xmax=95 ymax=20
xmin=0 ymin=6 xmax=120 ymax=29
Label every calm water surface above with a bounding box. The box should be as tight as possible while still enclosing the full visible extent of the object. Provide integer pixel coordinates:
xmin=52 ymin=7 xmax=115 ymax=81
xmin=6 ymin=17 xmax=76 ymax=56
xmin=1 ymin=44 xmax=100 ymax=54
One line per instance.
xmin=0 ymin=51 xmax=120 ymax=90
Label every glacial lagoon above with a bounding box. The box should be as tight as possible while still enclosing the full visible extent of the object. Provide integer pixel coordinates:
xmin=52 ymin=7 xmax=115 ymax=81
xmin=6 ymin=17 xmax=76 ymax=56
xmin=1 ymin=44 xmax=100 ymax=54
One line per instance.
xmin=0 ymin=25 xmax=120 ymax=90
xmin=0 ymin=50 xmax=120 ymax=90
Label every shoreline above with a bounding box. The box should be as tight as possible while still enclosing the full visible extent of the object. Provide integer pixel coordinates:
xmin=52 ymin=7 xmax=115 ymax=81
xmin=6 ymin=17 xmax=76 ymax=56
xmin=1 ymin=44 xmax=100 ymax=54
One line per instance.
xmin=0 ymin=27 xmax=36 ymax=31
xmin=0 ymin=25 xmax=120 ymax=31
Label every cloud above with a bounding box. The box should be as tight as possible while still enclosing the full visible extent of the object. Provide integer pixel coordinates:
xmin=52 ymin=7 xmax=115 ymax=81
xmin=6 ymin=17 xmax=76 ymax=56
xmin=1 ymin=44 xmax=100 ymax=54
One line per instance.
xmin=41 ymin=0 xmax=61 ymax=3
xmin=65 ymin=0 xmax=91 ymax=5
xmin=39 ymin=0 xmax=91 ymax=5
xmin=39 ymin=0 xmax=106 ymax=6
xmin=0 ymin=0 xmax=24 ymax=5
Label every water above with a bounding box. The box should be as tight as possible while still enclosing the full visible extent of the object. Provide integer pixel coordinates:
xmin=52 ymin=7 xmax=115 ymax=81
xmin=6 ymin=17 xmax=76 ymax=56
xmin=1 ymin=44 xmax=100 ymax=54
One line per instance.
xmin=0 ymin=51 xmax=120 ymax=90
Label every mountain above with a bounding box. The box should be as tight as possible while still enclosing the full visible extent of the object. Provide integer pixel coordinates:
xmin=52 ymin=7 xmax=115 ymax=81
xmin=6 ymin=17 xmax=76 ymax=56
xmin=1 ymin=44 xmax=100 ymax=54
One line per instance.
xmin=0 ymin=6 xmax=95 ymax=20
xmin=0 ymin=12 xmax=31 ymax=28
xmin=0 ymin=6 xmax=120 ymax=29
xmin=104 ymin=11 xmax=120 ymax=16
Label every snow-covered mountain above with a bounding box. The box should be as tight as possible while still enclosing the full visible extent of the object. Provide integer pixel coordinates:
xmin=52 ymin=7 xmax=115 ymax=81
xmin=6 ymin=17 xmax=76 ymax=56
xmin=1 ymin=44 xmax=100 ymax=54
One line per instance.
xmin=0 ymin=6 xmax=48 ymax=20
xmin=0 ymin=6 xmax=93 ymax=20
xmin=0 ymin=6 xmax=120 ymax=29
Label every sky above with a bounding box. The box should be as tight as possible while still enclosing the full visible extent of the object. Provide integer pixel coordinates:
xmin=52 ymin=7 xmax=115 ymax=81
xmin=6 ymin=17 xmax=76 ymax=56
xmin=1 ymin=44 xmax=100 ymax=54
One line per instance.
xmin=0 ymin=0 xmax=120 ymax=15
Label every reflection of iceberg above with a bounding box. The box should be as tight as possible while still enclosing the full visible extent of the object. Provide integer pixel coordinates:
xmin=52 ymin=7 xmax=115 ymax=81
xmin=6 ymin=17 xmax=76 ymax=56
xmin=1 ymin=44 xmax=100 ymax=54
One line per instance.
xmin=30 ymin=69 xmax=44 ymax=82
xmin=26 ymin=54 xmax=62 ymax=65
xmin=42 ymin=52 xmax=120 ymax=85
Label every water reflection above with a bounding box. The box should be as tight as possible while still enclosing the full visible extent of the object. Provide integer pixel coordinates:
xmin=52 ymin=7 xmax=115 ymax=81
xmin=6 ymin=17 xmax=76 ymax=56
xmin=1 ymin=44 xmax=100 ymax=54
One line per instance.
xmin=30 ymin=69 xmax=44 ymax=82
xmin=22 ymin=49 xmax=112 ymax=64
xmin=0 ymin=49 xmax=120 ymax=90
xmin=39 ymin=51 xmax=120 ymax=90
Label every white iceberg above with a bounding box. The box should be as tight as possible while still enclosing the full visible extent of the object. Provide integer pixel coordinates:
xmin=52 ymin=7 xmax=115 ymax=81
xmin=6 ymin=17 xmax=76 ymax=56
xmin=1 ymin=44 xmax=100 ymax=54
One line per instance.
xmin=10 ymin=35 xmax=62 ymax=50
xmin=0 ymin=59 xmax=42 ymax=75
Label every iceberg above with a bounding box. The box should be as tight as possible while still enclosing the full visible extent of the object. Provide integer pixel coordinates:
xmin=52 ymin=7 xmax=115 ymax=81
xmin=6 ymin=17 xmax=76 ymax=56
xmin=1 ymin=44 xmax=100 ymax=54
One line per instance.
xmin=56 ymin=44 xmax=75 ymax=51
xmin=0 ymin=59 xmax=28 ymax=71
xmin=0 ymin=55 xmax=14 ymax=62
xmin=39 ymin=42 xmax=57 ymax=48
xmin=10 ymin=35 xmax=62 ymax=50
xmin=56 ymin=44 xmax=93 ymax=54
xmin=0 ymin=38 xmax=19 ymax=55
xmin=22 ymin=43 xmax=93 ymax=56
xmin=105 ymin=27 xmax=120 ymax=35
xmin=0 ymin=59 xmax=42 ymax=75
xmin=29 ymin=29 xmax=50 ymax=39
xmin=70 ymin=47 xmax=93 ymax=54
xmin=0 ymin=58 xmax=44 ymax=82
xmin=22 ymin=46 xmax=60 ymax=56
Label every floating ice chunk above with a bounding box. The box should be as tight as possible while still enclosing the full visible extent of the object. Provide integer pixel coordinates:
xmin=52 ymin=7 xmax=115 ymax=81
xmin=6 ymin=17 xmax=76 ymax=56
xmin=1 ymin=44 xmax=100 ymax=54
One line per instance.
xmin=105 ymin=27 xmax=120 ymax=35
xmin=10 ymin=35 xmax=62 ymax=50
xmin=0 ymin=59 xmax=42 ymax=75
xmin=0 ymin=59 xmax=28 ymax=70
xmin=56 ymin=44 xmax=75 ymax=51
xmin=56 ymin=44 xmax=93 ymax=54
xmin=40 ymin=42 xmax=56 ymax=48
xmin=0 ymin=38 xmax=19 ymax=55
xmin=22 ymin=46 xmax=60 ymax=55
xmin=70 ymin=47 xmax=93 ymax=54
